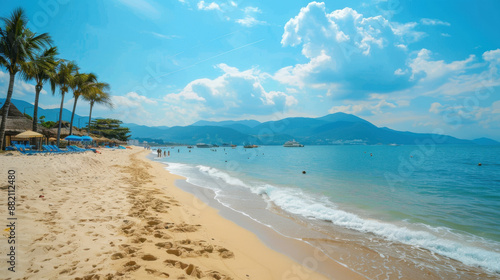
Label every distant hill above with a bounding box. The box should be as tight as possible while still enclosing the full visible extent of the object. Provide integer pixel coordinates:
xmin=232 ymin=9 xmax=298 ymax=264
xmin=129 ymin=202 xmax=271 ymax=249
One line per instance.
xmin=191 ymin=119 xmax=261 ymax=128
xmin=122 ymin=112 xmax=491 ymax=145
xmin=315 ymin=112 xmax=371 ymax=124
xmin=473 ymin=137 xmax=500 ymax=145
xmin=0 ymin=98 xmax=90 ymax=127
xmin=122 ymin=123 xmax=169 ymax=139
xmin=6 ymin=98 xmax=497 ymax=145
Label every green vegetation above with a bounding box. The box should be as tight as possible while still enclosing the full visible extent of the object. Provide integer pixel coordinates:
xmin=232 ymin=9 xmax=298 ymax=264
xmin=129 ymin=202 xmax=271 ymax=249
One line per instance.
xmin=39 ymin=115 xmax=55 ymax=129
xmin=21 ymin=46 xmax=58 ymax=132
xmin=23 ymin=113 xmax=32 ymax=120
xmin=0 ymin=8 xmax=51 ymax=148
xmin=90 ymin=119 xmax=130 ymax=141
xmin=0 ymin=7 xmax=113 ymax=148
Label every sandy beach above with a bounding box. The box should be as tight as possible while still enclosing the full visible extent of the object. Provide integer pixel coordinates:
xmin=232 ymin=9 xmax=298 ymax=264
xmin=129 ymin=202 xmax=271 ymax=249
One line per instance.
xmin=0 ymin=147 xmax=363 ymax=280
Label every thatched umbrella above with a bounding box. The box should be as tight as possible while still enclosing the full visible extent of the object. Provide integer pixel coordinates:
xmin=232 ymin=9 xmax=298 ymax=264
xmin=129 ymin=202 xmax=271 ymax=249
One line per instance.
xmin=13 ymin=130 xmax=44 ymax=139
xmin=0 ymin=103 xmax=34 ymax=149
xmin=12 ymin=130 xmax=44 ymax=150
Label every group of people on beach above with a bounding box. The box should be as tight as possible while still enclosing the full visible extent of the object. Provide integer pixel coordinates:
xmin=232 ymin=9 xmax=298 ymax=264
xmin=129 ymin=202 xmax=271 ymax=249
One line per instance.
xmin=157 ymin=148 xmax=170 ymax=158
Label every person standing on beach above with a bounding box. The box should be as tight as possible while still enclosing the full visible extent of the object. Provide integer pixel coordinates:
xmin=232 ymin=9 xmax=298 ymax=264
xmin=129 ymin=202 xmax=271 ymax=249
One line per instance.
xmin=157 ymin=148 xmax=161 ymax=158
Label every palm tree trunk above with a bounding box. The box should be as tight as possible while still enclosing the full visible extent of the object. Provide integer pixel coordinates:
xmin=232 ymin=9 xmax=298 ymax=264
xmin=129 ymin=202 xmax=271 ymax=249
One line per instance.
xmin=69 ymin=96 xmax=78 ymax=135
xmin=87 ymin=102 xmax=94 ymax=136
xmin=33 ymin=84 xmax=42 ymax=132
xmin=0 ymin=72 xmax=16 ymax=150
xmin=56 ymin=91 xmax=65 ymax=147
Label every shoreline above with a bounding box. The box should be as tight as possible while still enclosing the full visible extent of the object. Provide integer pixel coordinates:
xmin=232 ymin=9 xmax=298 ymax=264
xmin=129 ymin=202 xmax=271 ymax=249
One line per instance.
xmin=0 ymin=147 xmax=363 ymax=279
xmin=155 ymin=146 xmax=500 ymax=280
xmin=172 ymin=178 xmax=366 ymax=280
xmin=144 ymin=150 xmax=365 ymax=280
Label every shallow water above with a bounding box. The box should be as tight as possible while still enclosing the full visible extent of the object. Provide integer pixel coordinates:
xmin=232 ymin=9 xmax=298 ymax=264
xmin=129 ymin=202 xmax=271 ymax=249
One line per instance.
xmin=151 ymin=145 xmax=500 ymax=279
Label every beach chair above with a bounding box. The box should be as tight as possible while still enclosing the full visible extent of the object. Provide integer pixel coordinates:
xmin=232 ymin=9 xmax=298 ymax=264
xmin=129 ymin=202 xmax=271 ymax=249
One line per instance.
xmin=43 ymin=145 xmax=64 ymax=154
xmin=42 ymin=145 xmax=54 ymax=153
xmin=50 ymin=145 xmax=72 ymax=154
xmin=68 ymin=145 xmax=87 ymax=153
xmin=14 ymin=144 xmax=39 ymax=155
xmin=67 ymin=145 xmax=79 ymax=152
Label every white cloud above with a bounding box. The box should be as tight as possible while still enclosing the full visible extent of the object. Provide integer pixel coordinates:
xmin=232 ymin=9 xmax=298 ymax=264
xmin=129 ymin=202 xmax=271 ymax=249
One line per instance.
xmin=126 ymin=92 xmax=158 ymax=104
xmin=329 ymin=99 xmax=397 ymax=115
xmin=197 ymin=1 xmax=221 ymax=11
xmin=274 ymin=50 xmax=334 ymax=88
xmin=429 ymin=102 xmax=442 ymax=114
xmin=391 ymin=22 xmax=426 ymax=43
xmin=104 ymin=92 xmax=158 ymax=125
xmin=409 ymin=48 xmax=476 ymax=81
xmin=394 ymin=48 xmax=500 ymax=104
xmin=420 ymin=18 xmax=450 ymax=26
xmin=0 ymin=70 xmax=48 ymax=97
xmin=483 ymin=49 xmax=500 ymax=64
xmin=243 ymin=6 xmax=261 ymax=13
xmin=236 ymin=6 xmax=265 ymax=27
xmin=277 ymin=2 xmax=417 ymax=95
xmin=116 ymin=0 xmax=160 ymax=19
xmin=492 ymin=101 xmax=500 ymax=114
xmin=163 ymin=64 xmax=297 ymax=119
xmin=236 ymin=16 xmax=264 ymax=27
xmin=394 ymin=68 xmax=407 ymax=75
xmin=148 ymin=31 xmax=179 ymax=40
xmin=112 ymin=92 xmax=157 ymax=109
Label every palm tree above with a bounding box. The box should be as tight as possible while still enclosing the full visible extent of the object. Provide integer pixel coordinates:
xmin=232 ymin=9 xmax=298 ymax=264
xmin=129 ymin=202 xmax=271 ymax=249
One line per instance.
xmin=68 ymin=72 xmax=97 ymax=135
xmin=50 ymin=60 xmax=78 ymax=146
xmin=20 ymin=46 xmax=59 ymax=132
xmin=82 ymin=82 xmax=113 ymax=136
xmin=0 ymin=7 xmax=51 ymax=149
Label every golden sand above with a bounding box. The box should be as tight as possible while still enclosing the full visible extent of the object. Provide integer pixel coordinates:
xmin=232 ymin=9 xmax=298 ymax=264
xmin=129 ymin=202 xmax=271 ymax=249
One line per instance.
xmin=0 ymin=147 xmax=363 ymax=279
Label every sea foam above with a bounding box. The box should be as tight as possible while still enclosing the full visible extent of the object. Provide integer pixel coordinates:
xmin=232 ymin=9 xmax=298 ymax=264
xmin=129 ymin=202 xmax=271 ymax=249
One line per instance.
xmin=163 ymin=161 xmax=500 ymax=274
xmin=191 ymin=164 xmax=500 ymax=273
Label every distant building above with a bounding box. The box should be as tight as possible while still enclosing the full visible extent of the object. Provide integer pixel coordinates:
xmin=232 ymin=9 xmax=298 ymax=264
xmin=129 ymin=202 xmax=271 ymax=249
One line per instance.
xmin=127 ymin=139 xmax=139 ymax=146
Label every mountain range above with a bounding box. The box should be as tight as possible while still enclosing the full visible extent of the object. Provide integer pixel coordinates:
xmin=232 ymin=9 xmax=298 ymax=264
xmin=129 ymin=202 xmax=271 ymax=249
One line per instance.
xmin=3 ymin=98 xmax=498 ymax=145
xmin=125 ymin=113 xmax=499 ymax=146
xmin=1 ymin=98 xmax=91 ymax=127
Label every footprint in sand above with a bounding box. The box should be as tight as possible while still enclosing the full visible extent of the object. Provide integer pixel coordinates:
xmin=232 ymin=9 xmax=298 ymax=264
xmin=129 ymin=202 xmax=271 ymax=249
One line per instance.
xmin=164 ymin=259 xmax=227 ymax=279
xmin=145 ymin=268 xmax=170 ymax=278
xmin=122 ymin=260 xmax=141 ymax=272
xmin=141 ymin=254 xmax=158 ymax=261
xmin=168 ymin=223 xmax=201 ymax=233
xmin=111 ymin=253 xmax=124 ymax=260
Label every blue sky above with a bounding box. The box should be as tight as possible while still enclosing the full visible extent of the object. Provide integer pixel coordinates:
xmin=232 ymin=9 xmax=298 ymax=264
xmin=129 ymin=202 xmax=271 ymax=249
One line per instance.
xmin=1 ymin=0 xmax=500 ymax=140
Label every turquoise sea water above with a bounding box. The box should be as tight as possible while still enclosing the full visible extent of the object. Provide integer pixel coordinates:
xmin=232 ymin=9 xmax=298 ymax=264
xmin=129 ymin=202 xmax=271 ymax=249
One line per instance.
xmin=153 ymin=145 xmax=500 ymax=278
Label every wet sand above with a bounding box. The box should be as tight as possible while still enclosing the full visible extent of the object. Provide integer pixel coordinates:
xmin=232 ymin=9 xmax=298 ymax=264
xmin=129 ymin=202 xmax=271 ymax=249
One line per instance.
xmin=0 ymin=147 xmax=363 ymax=279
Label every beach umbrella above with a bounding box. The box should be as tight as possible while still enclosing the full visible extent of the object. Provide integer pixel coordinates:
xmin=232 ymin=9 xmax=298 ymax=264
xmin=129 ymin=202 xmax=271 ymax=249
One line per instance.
xmin=49 ymin=137 xmax=56 ymax=141
xmin=12 ymin=130 xmax=44 ymax=139
xmin=81 ymin=135 xmax=93 ymax=141
xmin=65 ymin=135 xmax=82 ymax=141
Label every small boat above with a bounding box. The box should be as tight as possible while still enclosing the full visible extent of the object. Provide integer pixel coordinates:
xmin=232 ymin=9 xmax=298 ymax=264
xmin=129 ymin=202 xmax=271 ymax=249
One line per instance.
xmin=196 ymin=143 xmax=211 ymax=148
xmin=244 ymin=144 xmax=258 ymax=148
xmin=187 ymin=146 xmax=193 ymax=149
xmin=283 ymin=140 xmax=304 ymax=147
